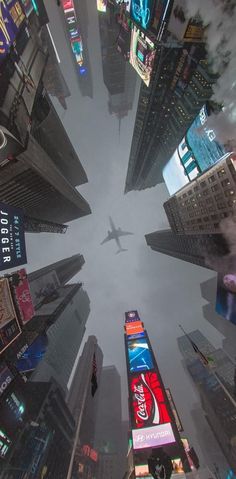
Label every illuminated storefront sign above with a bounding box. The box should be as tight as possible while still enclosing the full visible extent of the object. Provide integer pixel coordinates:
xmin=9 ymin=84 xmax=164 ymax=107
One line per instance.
xmin=132 ymin=422 xmax=175 ymax=450
xmin=130 ymin=372 xmax=171 ymax=429
xmin=125 ymin=320 xmax=144 ymax=336
xmin=0 ymin=202 xmax=27 ymax=271
xmin=129 ymin=26 xmax=156 ymax=86
xmin=10 ymin=269 xmax=34 ymax=325
xmin=0 ymin=0 xmax=25 ymax=64
xmin=130 ymin=0 xmax=154 ymax=30
xmin=162 ymin=105 xmax=228 ymax=195
xmin=0 ymin=278 xmax=21 ymax=354
xmin=127 ymin=338 xmax=154 ymax=373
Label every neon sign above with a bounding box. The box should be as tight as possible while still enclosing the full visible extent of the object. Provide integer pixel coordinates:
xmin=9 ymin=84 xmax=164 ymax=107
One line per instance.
xmin=130 ymin=0 xmax=154 ymax=30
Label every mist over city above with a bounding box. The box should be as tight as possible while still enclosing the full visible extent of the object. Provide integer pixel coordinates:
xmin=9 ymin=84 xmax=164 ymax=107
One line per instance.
xmin=0 ymin=0 xmax=236 ymax=478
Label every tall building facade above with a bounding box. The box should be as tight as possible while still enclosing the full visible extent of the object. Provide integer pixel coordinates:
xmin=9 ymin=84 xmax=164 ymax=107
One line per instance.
xmin=95 ymin=366 xmax=124 ymax=479
xmin=31 ymin=285 xmax=90 ymax=393
xmin=28 ymin=254 xmax=85 ymax=287
xmin=0 ymin=6 xmax=91 ymax=226
xmin=145 ymin=229 xmax=229 ymax=269
xmin=66 ymin=335 xmax=103 ymax=445
xmin=178 ymin=330 xmax=236 ymax=472
xmin=125 ymin=44 xmax=217 ymax=193
xmin=164 ymin=153 xmax=236 ymax=235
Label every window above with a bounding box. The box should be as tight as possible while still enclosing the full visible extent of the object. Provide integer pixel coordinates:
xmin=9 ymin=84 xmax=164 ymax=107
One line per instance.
xmin=208 ymin=175 xmax=216 ymax=183
xmin=218 ymin=168 xmax=226 ymax=177
xmin=224 ymin=189 xmax=235 ymax=198
xmin=203 ymin=216 xmax=209 ymax=222
xmin=201 ymin=181 xmax=207 ymax=188
xmin=211 ymin=184 xmax=219 ymax=192
xmin=221 ymin=179 xmax=231 ymax=187
xmin=211 ymin=214 xmax=218 ymax=220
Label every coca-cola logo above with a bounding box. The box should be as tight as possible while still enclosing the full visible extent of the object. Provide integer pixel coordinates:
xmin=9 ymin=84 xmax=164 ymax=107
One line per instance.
xmin=131 ymin=372 xmax=170 ymax=429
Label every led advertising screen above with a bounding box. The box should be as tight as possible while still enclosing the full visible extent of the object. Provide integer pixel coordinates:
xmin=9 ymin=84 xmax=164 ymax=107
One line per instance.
xmin=166 ymin=0 xmax=204 ymax=43
xmin=132 ymin=422 xmax=175 ymax=450
xmin=162 ymin=105 xmax=228 ymax=195
xmin=9 ymin=269 xmax=34 ymax=325
xmin=150 ymin=0 xmax=171 ymax=40
xmin=125 ymin=310 xmax=140 ymax=322
xmin=130 ymin=0 xmax=155 ymax=30
xmin=215 ymin=271 xmax=236 ymax=326
xmin=21 ymin=0 xmax=34 ymax=16
xmin=129 ymin=26 xmax=156 ymax=87
xmin=0 ymin=202 xmax=27 ymax=271
xmin=0 ymin=0 xmax=25 ymax=64
xmin=135 ymin=463 xmax=151 ymax=477
xmin=16 ymin=334 xmax=48 ymax=373
xmin=127 ymin=338 xmax=154 ymax=373
xmin=0 ymin=279 xmax=21 ymax=354
xmin=97 ymin=0 xmax=107 ymax=12
xmin=127 ymin=331 xmax=146 ymax=340
xmin=130 ymin=372 xmax=171 ymax=430
xmin=125 ymin=320 xmax=144 ymax=336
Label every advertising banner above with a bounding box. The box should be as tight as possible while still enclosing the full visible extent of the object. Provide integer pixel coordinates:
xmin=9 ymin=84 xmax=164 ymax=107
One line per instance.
xmin=0 ymin=202 xmax=27 ymax=271
xmin=162 ymin=105 xmax=228 ymax=195
xmin=129 ymin=26 xmax=156 ymax=86
xmin=127 ymin=338 xmax=154 ymax=373
xmin=132 ymin=422 xmax=175 ymax=450
xmin=97 ymin=0 xmax=107 ymax=12
xmin=21 ymin=0 xmax=34 ymax=16
xmin=0 ymin=362 xmax=14 ymax=397
xmin=10 ymin=269 xmax=34 ymax=324
xmin=125 ymin=320 xmax=144 ymax=336
xmin=0 ymin=0 xmax=25 ymax=64
xmin=130 ymin=0 xmax=155 ymax=30
xmin=130 ymin=372 xmax=171 ymax=429
xmin=125 ymin=310 xmax=140 ymax=323
xmin=166 ymin=1 xmax=204 ymax=43
xmin=215 ymin=271 xmax=236 ymax=326
xmin=0 ymin=278 xmax=21 ymax=354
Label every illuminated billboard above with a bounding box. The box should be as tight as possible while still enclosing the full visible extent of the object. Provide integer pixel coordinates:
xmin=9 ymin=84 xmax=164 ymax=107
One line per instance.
xmin=163 ymin=105 xmax=228 ymax=195
xmin=150 ymin=0 xmax=171 ymax=40
xmin=16 ymin=334 xmax=48 ymax=373
xmin=166 ymin=1 xmax=204 ymax=43
xmin=21 ymin=0 xmax=34 ymax=16
xmin=0 ymin=202 xmax=27 ymax=271
xmin=130 ymin=372 xmax=171 ymax=429
xmin=9 ymin=269 xmax=34 ymax=325
xmin=127 ymin=331 xmax=146 ymax=340
xmin=132 ymin=422 xmax=175 ymax=450
xmin=127 ymin=338 xmax=154 ymax=373
xmin=129 ymin=26 xmax=156 ymax=86
xmin=130 ymin=0 xmax=155 ymax=30
xmin=135 ymin=463 xmax=151 ymax=477
xmin=215 ymin=271 xmax=236 ymax=326
xmin=0 ymin=279 xmax=21 ymax=354
xmin=0 ymin=0 xmax=25 ymax=64
xmin=62 ymin=0 xmax=84 ymax=69
xmin=97 ymin=0 xmax=107 ymax=12
xmin=125 ymin=320 xmax=144 ymax=336
xmin=125 ymin=310 xmax=140 ymax=322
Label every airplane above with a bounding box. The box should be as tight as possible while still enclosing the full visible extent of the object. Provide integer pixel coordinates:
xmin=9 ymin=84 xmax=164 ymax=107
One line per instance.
xmin=101 ymin=217 xmax=133 ymax=254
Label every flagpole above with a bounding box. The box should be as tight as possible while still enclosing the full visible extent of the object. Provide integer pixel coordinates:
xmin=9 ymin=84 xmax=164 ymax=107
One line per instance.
xmin=178 ymin=325 xmax=236 ymax=410
xmin=65 ymin=358 xmax=94 ymax=479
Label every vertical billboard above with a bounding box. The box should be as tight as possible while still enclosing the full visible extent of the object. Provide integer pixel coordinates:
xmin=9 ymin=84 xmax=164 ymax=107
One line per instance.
xmin=62 ymin=0 xmax=85 ymax=72
xmin=129 ymin=25 xmax=156 ymax=86
xmin=0 ymin=278 xmax=21 ymax=354
xmin=0 ymin=0 xmax=25 ymax=64
xmin=162 ymin=105 xmax=229 ymax=195
xmin=127 ymin=337 xmax=154 ymax=372
xmin=0 ymin=202 xmax=27 ymax=271
xmin=130 ymin=0 xmax=155 ymax=30
xmin=215 ymin=271 xmax=236 ymax=326
xmin=165 ymin=0 xmax=204 ymax=43
xmin=9 ymin=269 xmax=34 ymax=325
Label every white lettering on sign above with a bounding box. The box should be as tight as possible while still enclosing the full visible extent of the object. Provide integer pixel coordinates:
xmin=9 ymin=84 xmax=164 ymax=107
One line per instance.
xmin=0 ymin=376 xmax=12 ymax=395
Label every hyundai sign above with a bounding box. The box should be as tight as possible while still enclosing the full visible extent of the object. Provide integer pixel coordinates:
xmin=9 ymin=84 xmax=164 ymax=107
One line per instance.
xmin=0 ymin=202 xmax=27 ymax=271
xmin=132 ymin=422 xmax=175 ymax=450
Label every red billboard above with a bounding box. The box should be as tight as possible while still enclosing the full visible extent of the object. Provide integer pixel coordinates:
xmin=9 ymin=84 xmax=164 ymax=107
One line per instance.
xmin=130 ymin=372 xmax=171 ymax=429
xmin=0 ymin=279 xmax=21 ymax=354
xmin=125 ymin=320 xmax=144 ymax=336
xmin=9 ymin=269 xmax=34 ymax=325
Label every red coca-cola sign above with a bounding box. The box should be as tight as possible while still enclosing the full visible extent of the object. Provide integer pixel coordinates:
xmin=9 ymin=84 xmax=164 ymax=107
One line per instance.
xmin=131 ymin=372 xmax=171 ymax=429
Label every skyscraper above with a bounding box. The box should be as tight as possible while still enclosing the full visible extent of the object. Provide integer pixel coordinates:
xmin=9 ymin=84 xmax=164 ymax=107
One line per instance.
xmin=164 ymin=153 xmax=236 ymax=235
xmin=178 ymin=330 xmax=236 ymax=472
xmin=145 ymin=229 xmax=229 ymax=269
xmin=125 ymin=45 xmax=216 ymax=193
xmin=95 ymin=366 xmax=124 ymax=479
xmin=31 ymin=286 xmax=90 ymax=393
xmin=0 ymin=8 xmax=91 ymax=226
xmin=28 ymin=254 xmax=85 ymax=287
xmin=66 ymin=336 xmax=103 ymax=445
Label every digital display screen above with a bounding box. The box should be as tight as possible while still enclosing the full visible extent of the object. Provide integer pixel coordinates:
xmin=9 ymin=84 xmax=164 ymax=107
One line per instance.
xmin=135 ymin=463 xmax=150 ymax=477
xmin=0 ymin=0 xmax=25 ymax=64
xmin=216 ymin=271 xmax=236 ymax=326
xmin=0 ymin=202 xmax=27 ymax=271
xmin=129 ymin=26 xmax=156 ymax=86
xmin=127 ymin=338 xmax=154 ymax=373
xmin=97 ymin=0 xmax=107 ymax=12
xmin=163 ymin=105 xmax=229 ymax=195
xmin=125 ymin=310 xmax=140 ymax=322
xmin=125 ymin=320 xmax=144 ymax=336
xmin=130 ymin=372 xmax=170 ymax=429
xmin=16 ymin=334 xmax=48 ymax=373
xmin=10 ymin=269 xmax=34 ymax=325
xmin=130 ymin=0 xmax=155 ymax=30
xmin=132 ymin=422 xmax=175 ymax=450
xmin=127 ymin=332 xmax=146 ymax=340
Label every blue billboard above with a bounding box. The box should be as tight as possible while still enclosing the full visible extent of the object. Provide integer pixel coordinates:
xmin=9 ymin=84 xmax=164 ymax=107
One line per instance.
xmin=0 ymin=202 xmax=27 ymax=271
xmin=0 ymin=1 xmax=25 ymax=64
xmin=16 ymin=334 xmax=48 ymax=373
xmin=130 ymin=0 xmax=155 ymax=30
xmin=163 ymin=105 xmax=229 ymax=195
xmin=127 ymin=337 xmax=154 ymax=373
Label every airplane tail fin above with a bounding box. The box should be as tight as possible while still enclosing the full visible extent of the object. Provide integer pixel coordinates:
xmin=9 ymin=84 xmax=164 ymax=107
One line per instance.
xmin=116 ymin=248 xmax=128 ymax=254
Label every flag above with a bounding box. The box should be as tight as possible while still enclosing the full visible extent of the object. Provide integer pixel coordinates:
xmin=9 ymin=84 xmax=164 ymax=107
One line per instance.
xmin=189 ymin=338 xmax=214 ymax=367
xmin=91 ymin=353 xmax=98 ymax=397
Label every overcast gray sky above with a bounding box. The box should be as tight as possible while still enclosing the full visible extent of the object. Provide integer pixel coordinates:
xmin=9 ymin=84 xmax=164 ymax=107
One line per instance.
xmin=22 ymin=0 xmax=230 ymax=471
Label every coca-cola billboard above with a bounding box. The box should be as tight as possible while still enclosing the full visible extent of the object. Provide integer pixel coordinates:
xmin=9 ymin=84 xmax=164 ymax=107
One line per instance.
xmin=130 ymin=372 xmax=171 ymax=429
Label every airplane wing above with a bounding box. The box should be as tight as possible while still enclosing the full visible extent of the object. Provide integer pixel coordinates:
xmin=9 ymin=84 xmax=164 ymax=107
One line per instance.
xmin=117 ymin=230 xmax=133 ymax=237
xmin=101 ymin=235 xmax=112 ymax=245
